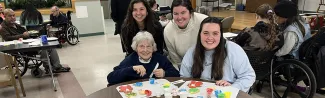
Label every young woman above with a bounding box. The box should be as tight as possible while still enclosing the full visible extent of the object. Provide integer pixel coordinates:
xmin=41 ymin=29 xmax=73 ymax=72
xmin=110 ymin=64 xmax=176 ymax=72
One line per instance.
xmin=274 ymin=1 xmax=311 ymax=59
xmin=107 ymin=31 xmax=179 ymax=86
xmin=121 ymin=0 xmax=164 ymax=56
xmin=180 ymin=17 xmax=256 ymax=92
xmin=164 ymin=0 xmax=208 ymax=69
xmin=20 ymin=4 xmax=43 ymax=26
xmin=232 ymin=4 xmax=283 ymax=51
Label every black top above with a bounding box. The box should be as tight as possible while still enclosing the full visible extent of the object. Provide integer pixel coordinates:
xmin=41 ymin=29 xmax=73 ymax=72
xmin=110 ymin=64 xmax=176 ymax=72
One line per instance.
xmin=107 ymin=52 xmax=180 ymax=85
xmin=50 ymin=12 xmax=68 ymax=27
xmin=111 ymin=0 xmax=132 ymax=35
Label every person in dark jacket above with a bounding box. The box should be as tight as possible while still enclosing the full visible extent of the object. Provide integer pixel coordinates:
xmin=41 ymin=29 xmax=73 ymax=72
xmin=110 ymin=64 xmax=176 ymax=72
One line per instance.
xmin=111 ymin=0 xmax=132 ymax=53
xmin=232 ymin=4 xmax=283 ymax=51
xmin=107 ymin=31 xmax=179 ymax=86
xmin=20 ymin=4 xmax=43 ymax=26
xmin=50 ymin=6 xmax=68 ymax=28
xmin=121 ymin=0 xmax=164 ymax=56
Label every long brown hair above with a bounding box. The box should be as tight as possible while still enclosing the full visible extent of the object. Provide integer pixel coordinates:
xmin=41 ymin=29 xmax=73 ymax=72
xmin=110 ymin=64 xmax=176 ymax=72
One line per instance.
xmin=192 ymin=17 xmax=227 ymax=80
xmin=121 ymin=0 xmax=158 ymax=51
xmin=255 ymin=4 xmax=278 ymax=50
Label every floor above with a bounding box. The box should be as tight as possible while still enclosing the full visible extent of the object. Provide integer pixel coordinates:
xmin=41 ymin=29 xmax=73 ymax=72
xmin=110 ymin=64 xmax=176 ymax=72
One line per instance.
xmin=1 ymin=13 xmax=325 ymax=98
xmin=211 ymin=10 xmax=257 ymax=30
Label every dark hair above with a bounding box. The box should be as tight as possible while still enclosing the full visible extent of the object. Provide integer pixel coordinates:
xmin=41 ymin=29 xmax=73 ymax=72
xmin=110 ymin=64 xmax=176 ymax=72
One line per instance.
xmin=192 ymin=17 xmax=227 ymax=80
xmin=148 ymin=0 xmax=156 ymax=8
xmin=255 ymin=4 xmax=278 ymax=50
xmin=171 ymin=0 xmax=194 ymax=15
xmin=21 ymin=4 xmax=43 ymax=25
xmin=122 ymin=0 xmax=159 ymax=51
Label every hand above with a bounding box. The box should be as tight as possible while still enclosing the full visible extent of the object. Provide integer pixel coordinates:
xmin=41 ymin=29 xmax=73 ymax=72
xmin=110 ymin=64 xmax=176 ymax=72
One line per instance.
xmin=133 ymin=65 xmax=146 ymax=77
xmin=153 ymin=68 xmax=165 ymax=78
xmin=23 ymin=32 xmax=29 ymax=37
xmin=216 ymin=80 xmax=231 ymax=86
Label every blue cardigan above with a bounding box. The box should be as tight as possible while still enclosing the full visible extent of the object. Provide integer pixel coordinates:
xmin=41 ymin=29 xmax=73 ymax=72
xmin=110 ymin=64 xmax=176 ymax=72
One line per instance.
xmin=107 ymin=52 xmax=180 ymax=85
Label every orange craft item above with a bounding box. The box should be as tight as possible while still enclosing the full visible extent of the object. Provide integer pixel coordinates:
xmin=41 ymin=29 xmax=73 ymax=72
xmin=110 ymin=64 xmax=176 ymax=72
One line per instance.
xmin=187 ymin=81 xmax=203 ymax=88
xmin=144 ymin=90 xmax=152 ymax=96
xmin=119 ymin=85 xmax=133 ymax=93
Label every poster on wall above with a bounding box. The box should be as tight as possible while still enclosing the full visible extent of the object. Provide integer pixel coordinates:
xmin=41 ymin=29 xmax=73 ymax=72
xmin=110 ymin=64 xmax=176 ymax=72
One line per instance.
xmin=76 ymin=6 xmax=88 ymax=18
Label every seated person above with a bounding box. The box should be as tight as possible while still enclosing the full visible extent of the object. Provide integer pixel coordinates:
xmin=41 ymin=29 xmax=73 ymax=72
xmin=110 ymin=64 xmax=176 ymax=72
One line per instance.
xmin=107 ymin=31 xmax=180 ymax=86
xmin=273 ymin=1 xmax=311 ymax=59
xmin=232 ymin=4 xmax=283 ymax=51
xmin=48 ymin=6 xmax=68 ymax=36
xmin=0 ymin=4 xmax=4 ymax=24
xmin=0 ymin=9 xmax=70 ymax=73
xmin=20 ymin=4 xmax=43 ymax=26
xmin=180 ymin=17 xmax=256 ymax=92
xmin=148 ymin=0 xmax=169 ymax=27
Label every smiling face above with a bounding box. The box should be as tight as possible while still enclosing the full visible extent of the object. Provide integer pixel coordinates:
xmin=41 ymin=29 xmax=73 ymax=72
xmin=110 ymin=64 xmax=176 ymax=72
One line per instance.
xmin=132 ymin=2 xmax=148 ymax=24
xmin=200 ymin=23 xmax=221 ymax=50
xmin=172 ymin=6 xmax=191 ymax=29
xmin=136 ymin=40 xmax=153 ymax=61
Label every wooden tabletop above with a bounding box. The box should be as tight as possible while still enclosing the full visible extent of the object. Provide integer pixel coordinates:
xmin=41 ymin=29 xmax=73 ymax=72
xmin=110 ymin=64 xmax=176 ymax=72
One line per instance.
xmin=87 ymin=77 xmax=253 ymax=98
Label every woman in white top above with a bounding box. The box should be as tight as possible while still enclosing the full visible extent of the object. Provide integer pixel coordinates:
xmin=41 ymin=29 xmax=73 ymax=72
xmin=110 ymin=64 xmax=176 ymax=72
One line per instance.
xmin=164 ymin=0 xmax=208 ymax=69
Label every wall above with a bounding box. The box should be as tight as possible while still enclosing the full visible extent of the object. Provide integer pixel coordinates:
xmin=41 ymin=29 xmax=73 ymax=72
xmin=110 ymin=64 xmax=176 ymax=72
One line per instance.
xmin=298 ymin=0 xmax=321 ymax=12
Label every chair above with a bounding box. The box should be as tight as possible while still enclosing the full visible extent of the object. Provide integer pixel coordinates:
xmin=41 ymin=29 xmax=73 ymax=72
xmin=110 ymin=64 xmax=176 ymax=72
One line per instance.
xmin=317 ymin=0 xmax=325 ymax=13
xmin=0 ymin=52 xmax=26 ymax=98
xmin=221 ymin=16 xmax=234 ymax=32
xmin=201 ymin=0 xmax=220 ymax=11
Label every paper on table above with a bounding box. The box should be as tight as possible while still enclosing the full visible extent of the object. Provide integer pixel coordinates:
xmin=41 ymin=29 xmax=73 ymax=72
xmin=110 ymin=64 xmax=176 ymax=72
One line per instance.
xmin=0 ymin=41 xmax=14 ymax=46
xmin=223 ymin=32 xmax=238 ymax=38
xmin=76 ymin=6 xmax=88 ymax=18
xmin=22 ymin=39 xmax=38 ymax=43
xmin=28 ymin=40 xmax=41 ymax=46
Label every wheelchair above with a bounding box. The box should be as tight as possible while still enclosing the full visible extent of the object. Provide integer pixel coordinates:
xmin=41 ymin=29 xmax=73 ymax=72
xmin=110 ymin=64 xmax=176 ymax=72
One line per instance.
xmin=49 ymin=11 xmax=79 ymax=46
xmin=246 ymin=51 xmax=317 ymax=98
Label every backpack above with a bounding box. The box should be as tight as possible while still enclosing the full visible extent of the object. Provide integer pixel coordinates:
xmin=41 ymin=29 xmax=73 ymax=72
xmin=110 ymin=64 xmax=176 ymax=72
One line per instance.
xmin=299 ymin=27 xmax=325 ymax=89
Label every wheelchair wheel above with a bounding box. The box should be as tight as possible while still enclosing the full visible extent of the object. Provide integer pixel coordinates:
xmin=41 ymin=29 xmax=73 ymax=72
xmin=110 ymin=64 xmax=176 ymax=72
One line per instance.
xmin=66 ymin=25 xmax=79 ymax=45
xmin=31 ymin=68 xmax=43 ymax=78
xmin=271 ymin=59 xmax=316 ymax=98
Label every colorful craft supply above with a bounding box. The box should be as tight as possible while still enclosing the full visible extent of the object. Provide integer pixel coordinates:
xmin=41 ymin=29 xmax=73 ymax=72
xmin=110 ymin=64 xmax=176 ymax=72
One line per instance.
xmin=149 ymin=78 xmax=155 ymax=84
xmin=188 ymin=81 xmax=203 ymax=88
xmin=139 ymin=89 xmax=145 ymax=95
xmin=218 ymin=93 xmax=225 ymax=98
xmin=189 ymin=88 xmax=200 ymax=94
xmin=225 ymin=92 xmax=231 ymax=98
xmin=144 ymin=90 xmax=152 ymax=96
xmin=134 ymin=82 xmax=143 ymax=87
xmin=163 ymin=82 xmax=171 ymax=88
xmin=179 ymin=88 xmax=187 ymax=92
xmin=196 ymin=95 xmax=204 ymax=98
xmin=214 ymin=90 xmax=222 ymax=97
xmin=125 ymin=92 xmax=137 ymax=97
xmin=119 ymin=85 xmax=133 ymax=94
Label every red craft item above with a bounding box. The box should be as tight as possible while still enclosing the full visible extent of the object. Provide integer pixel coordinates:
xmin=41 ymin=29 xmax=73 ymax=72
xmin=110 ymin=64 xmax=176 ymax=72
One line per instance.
xmin=119 ymin=85 xmax=133 ymax=93
xmin=188 ymin=81 xmax=203 ymax=88
xmin=144 ymin=90 xmax=152 ymax=96
xmin=206 ymin=88 xmax=213 ymax=95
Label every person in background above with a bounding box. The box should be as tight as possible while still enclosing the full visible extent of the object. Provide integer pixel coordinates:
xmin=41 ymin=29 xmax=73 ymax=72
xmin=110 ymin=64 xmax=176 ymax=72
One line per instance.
xmin=107 ymin=31 xmax=180 ymax=86
xmin=274 ymin=1 xmax=311 ymax=59
xmin=20 ymin=4 xmax=43 ymax=26
xmin=180 ymin=17 xmax=256 ymax=92
xmin=148 ymin=0 xmax=170 ymax=27
xmin=111 ymin=0 xmax=132 ymax=54
xmin=121 ymin=0 xmax=164 ymax=56
xmin=0 ymin=4 xmax=5 ymax=24
xmin=164 ymin=0 xmax=208 ymax=69
xmin=0 ymin=9 xmax=70 ymax=73
xmin=232 ymin=4 xmax=283 ymax=51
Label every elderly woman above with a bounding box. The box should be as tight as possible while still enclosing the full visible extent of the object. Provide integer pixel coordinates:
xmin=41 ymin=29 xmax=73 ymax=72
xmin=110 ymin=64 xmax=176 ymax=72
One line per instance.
xmin=107 ymin=31 xmax=180 ymax=86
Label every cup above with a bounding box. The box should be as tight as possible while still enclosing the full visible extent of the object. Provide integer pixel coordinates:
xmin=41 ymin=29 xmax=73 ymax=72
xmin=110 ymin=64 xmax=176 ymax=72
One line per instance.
xmin=41 ymin=35 xmax=48 ymax=44
xmin=149 ymin=78 xmax=155 ymax=84
xmin=164 ymin=93 xmax=172 ymax=98
xmin=179 ymin=92 xmax=188 ymax=98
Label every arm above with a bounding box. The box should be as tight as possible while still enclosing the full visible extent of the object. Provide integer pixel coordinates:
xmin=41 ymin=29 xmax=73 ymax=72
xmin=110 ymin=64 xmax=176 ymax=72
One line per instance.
xmin=164 ymin=31 xmax=182 ymax=69
xmin=107 ymin=56 xmax=136 ymax=85
xmin=275 ymin=31 xmax=298 ymax=56
xmin=161 ymin=56 xmax=180 ymax=77
xmin=0 ymin=27 xmax=27 ymax=41
xmin=38 ymin=12 xmax=43 ymax=24
xmin=110 ymin=0 xmax=118 ymax=22
xmin=230 ymin=45 xmax=256 ymax=92
xmin=179 ymin=47 xmax=194 ymax=78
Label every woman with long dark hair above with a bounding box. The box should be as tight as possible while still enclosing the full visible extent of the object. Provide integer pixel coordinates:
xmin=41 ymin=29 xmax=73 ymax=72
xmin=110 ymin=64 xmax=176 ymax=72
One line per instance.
xmin=180 ymin=17 xmax=256 ymax=92
xmin=232 ymin=4 xmax=283 ymax=51
xmin=20 ymin=4 xmax=43 ymax=26
xmin=121 ymin=0 xmax=164 ymax=56
xmin=274 ymin=1 xmax=311 ymax=59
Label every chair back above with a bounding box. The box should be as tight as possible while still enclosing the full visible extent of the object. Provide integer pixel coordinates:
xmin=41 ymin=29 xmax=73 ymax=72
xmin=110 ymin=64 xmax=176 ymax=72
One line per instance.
xmin=67 ymin=11 xmax=72 ymax=21
xmin=0 ymin=52 xmax=9 ymax=68
xmin=221 ymin=16 xmax=234 ymax=31
xmin=246 ymin=51 xmax=275 ymax=80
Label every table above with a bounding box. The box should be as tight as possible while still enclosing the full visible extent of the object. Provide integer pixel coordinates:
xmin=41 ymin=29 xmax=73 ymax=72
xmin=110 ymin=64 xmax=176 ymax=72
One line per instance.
xmin=0 ymin=40 xmax=60 ymax=91
xmin=87 ymin=77 xmax=252 ymax=98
